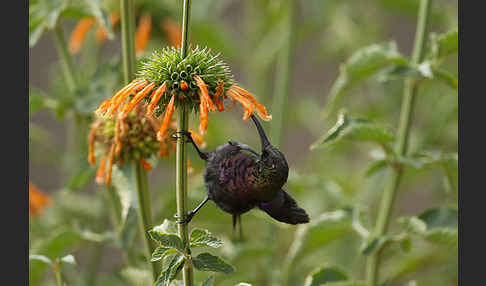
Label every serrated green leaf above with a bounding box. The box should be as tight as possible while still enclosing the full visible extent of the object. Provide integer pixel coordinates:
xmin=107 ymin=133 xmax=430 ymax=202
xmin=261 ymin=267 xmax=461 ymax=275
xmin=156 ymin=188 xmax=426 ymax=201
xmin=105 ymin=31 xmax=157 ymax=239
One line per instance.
xmin=189 ymin=228 xmax=223 ymax=248
xmin=192 ymin=253 xmax=235 ymax=274
xmin=428 ymin=28 xmax=458 ymax=62
xmin=151 ymin=247 xmax=171 ymax=262
xmin=399 ymin=206 xmax=457 ymax=246
xmin=311 ymin=110 xmax=395 ymax=150
xmin=156 ymin=254 xmax=185 ymax=286
xmin=324 ymin=41 xmax=408 ymax=116
xmin=201 ymin=275 xmax=215 ymax=286
xmin=29 ymin=255 xmax=53 ymax=266
xmin=149 ymin=231 xmax=184 ymax=252
xmin=153 ymin=219 xmax=178 ymax=234
xmin=304 ymin=266 xmax=348 ymax=286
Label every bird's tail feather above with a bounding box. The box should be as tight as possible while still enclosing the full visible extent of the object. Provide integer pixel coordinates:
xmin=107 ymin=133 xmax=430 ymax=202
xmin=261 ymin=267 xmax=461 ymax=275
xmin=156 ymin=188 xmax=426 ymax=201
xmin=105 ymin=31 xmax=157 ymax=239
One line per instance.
xmin=259 ymin=190 xmax=310 ymax=224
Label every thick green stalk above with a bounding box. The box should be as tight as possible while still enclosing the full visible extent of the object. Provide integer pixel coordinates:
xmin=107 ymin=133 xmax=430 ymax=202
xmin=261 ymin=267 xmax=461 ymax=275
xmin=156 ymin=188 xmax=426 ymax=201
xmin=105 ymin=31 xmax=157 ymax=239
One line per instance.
xmin=53 ymin=26 xmax=77 ymax=92
xmin=134 ymin=163 xmax=160 ymax=280
xmin=121 ymin=0 xmax=136 ymax=83
xmin=176 ymin=1 xmax=194 ymax=285
xmin=270 ymin=0 xmax=296 ymax=147
xmin=120 ymin=0 xmax=160 ymax=280
xmin=54 ymin=265 xmax=63 ymax=286
xmin=365 ymin=0 xmax=432 ymax=285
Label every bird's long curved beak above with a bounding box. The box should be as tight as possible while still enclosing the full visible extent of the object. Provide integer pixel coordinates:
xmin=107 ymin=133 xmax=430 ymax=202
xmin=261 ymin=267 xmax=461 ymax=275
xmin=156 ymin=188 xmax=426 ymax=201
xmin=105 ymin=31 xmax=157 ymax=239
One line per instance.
xmin=250 ymin=114 xmax=271 ymax=152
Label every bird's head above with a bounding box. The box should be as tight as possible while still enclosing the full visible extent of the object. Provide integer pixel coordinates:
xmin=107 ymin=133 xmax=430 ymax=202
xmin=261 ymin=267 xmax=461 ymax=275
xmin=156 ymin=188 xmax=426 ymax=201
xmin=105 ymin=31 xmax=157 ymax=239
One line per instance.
xmin=251 ymin=115 xmax=289 ymax=180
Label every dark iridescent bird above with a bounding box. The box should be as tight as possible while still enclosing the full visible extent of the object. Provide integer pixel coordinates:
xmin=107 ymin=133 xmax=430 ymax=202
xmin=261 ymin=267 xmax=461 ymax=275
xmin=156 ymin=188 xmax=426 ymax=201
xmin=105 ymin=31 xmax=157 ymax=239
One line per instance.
xmin=175 ymin=114 xmax=309 ymax=229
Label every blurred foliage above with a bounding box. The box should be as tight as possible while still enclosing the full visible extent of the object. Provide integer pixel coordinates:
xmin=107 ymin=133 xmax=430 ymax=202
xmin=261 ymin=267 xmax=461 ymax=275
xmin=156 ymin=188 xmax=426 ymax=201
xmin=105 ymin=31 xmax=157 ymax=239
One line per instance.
xmin=29 ymin=0 xmax=457 ymax=285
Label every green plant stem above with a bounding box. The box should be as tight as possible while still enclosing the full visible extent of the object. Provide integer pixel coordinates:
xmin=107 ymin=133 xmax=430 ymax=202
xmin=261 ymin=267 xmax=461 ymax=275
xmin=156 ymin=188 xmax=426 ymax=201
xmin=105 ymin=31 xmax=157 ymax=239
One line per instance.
xmin=53 ymin=26 xmax=77 ymax=92
xmin=54 ymin=266 xmax=63 ymax=286
xmin=120 ymin=0 xmax=160 ymax=280
xmin=270 ymin=0 xmax=296 ymax=147
xmin=121 ymin=0 xmax=136 ymax=83
xmin=365 ymin=0 xmax=432 ymax=285
xmin=176 ymin=1 xmax=194 ymax=285
xmin=134 ymin=163 xmax=160 ymax=280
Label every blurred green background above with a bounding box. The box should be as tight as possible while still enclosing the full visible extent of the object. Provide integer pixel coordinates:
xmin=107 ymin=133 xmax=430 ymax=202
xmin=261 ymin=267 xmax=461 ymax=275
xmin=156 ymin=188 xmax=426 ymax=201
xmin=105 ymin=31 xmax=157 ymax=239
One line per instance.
xmin=29 ymin=0 xmax=458 ymax=285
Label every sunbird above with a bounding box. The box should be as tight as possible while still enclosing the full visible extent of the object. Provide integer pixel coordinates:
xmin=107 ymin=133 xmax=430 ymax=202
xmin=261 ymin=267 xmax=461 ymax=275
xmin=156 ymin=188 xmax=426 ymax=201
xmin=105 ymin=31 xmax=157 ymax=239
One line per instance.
xmin=175 ymin=114 xmax=309 ymax=230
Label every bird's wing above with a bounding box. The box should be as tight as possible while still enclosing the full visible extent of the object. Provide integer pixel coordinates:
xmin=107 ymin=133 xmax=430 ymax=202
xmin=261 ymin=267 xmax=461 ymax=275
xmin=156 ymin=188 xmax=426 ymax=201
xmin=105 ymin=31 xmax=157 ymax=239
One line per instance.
xmin=218 ymin=152 xmax=258 ymax=196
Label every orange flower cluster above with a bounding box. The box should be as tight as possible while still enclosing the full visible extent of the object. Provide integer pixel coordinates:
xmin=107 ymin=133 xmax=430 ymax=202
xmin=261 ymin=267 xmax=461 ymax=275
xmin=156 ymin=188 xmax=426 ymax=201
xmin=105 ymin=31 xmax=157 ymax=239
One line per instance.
xmin=29 ymin=182 xmax=52 ymax=218
xmin=89 ymin=103 xmax=204 ymax=186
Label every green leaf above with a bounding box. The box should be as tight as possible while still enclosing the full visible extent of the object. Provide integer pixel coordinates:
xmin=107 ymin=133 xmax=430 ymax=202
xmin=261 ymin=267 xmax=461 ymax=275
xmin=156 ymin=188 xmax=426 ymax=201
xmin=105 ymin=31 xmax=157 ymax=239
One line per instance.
xmin=201 ymin=275 xmax=215 ymax=286
xmin=360 ymin=236 xmax=391 ymax=256
xmin=29 ymin=254 xmax=53 ymax=266
xmin=304 ymin=266 xmax=348 ymax=286
xmin=111 ymin=163 xmax=139 ymax=250
xmin=399 ymin=206 xmax=458 ymax=246
xmin=364 ymin=159 xmax=388 ymax=177
xmin=284 ymin=209 xmax=352 ymax=269
xmin=29 ymin=0 xmax=69 ymax=47
xmin=149 ymin=230 xmax=184 ymax=252
xmin=323 ymin=41 xmax=408 ymax=116
xmin=59 ymin=254 xmax=76 ymax=265
xmin=151 ymin=247 xmax=172 ymax=262
xmin=428 ymin=28 xmax=458 ymax=62
xmin=189 ymin=228 xmax=223 ymax=248
xmin=155 ymin=254 xmax=185 ymax=286
xmin=154 ymin=219 xmax=178 ymax=234
xmin=29 ymin=87 xmax=60 ymax=116
xmin=29 ymin=228 xmax=83 ymax=285
xmin=311 ymin=110 xmax=395 ymax=150
xmin=377 ymin=61 xmax=433 ymax=82
xmin=192 ymin=253 xmax=235 ymax=274
xmin=432 ymin=68 xmax=458 ymax=89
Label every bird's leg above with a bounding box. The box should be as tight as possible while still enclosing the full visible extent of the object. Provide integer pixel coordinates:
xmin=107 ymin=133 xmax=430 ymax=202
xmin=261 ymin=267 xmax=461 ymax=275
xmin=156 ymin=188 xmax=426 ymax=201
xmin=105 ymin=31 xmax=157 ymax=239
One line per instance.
xmin=172 ymin=131 xmax=208 ymax=160
xmin=175 ymin=196 xmax=210 ymax=224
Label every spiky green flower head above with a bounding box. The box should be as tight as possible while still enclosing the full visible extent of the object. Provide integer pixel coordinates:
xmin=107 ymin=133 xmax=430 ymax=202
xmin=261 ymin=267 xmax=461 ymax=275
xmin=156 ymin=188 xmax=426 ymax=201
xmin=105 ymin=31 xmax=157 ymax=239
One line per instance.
xmin=95 ymin=46 xmax=271 ymax=138
xmin=137 ymin=46 xmax=234 ymax=115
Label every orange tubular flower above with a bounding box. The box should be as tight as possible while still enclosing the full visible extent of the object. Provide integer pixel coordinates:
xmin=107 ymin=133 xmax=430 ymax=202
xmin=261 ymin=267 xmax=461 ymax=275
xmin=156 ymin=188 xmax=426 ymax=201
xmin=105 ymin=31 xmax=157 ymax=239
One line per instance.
xmin=96 ymin=154 xmax=107 ymax=184
xmin=135 ymin=13 xmax=152 ymax=56
xmin=161 ymin=19 xmax=182 ymax=47
xmin=29 ymin=182 xmax=52 ymax=218
xmin=157 ymin=94 xmax=176 ymax=140
xmin=140 ymin=158 xmax=152 ymax=171
xmin=69 ymin=18 xmax=95 ymax=54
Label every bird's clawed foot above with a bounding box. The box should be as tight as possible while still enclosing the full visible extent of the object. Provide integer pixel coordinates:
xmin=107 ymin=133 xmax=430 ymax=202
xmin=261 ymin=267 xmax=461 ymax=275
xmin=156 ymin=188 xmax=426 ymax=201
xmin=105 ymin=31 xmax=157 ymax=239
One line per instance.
xmin=171 ymin=131 xmax=193 ymax=143
xmin=173 ymin=211 xmax=195 ymax=225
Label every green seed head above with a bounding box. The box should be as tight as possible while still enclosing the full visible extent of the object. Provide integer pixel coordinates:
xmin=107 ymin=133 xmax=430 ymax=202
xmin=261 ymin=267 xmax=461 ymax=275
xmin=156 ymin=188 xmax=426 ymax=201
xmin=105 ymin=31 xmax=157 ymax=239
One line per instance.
xmin=137 ymin=46 xmax=235 ymax=113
